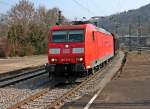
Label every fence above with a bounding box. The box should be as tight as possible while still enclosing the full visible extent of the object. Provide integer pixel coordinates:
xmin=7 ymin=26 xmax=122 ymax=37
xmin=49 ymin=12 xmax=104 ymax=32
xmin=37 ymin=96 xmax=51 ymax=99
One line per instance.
xmin=118 ymin=35 xmax=150 ymax=50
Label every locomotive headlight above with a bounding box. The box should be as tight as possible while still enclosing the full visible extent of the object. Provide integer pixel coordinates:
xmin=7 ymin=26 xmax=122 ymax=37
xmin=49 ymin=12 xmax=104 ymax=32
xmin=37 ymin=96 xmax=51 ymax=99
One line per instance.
xmin=79 ymin=57 xmax=83 ymax=61
xmin=51 ymin=58 xmax=58 ymax=62
xmin=51 ymin=58 xmax=55 ymax=62
xmin=65 ymin=44 xmax=69 ymax=48
xmin=76 ymin=57 xmax=83 ymax=62
xmin=49 ymin=48 xmax=60 ymax=54
xmin=72 ymin=48 xmax=84 ymax=53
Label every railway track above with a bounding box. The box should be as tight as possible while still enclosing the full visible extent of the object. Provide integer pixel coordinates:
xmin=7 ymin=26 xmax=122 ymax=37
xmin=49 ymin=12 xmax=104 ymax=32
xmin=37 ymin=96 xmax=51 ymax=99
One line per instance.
xmin=7 ymin=73 xmax=102 ymax=109
xmin=7 ymin=55 xmax=120 ymax=109
xmin=0 ymin=66 xmax=47 ymax=87
xmin=6 ymin=52 xmax=125 ymax=109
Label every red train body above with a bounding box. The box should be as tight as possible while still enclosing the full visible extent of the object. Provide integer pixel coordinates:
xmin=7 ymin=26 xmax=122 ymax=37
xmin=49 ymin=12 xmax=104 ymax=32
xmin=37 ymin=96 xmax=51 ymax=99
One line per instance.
xmin=46 ymin=23 xmax=115 ymax=76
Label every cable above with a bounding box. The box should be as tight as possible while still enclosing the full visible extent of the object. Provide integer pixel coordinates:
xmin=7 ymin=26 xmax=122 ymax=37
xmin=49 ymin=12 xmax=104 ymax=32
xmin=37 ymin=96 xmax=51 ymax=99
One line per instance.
xmin=92 ymin=0 xmax=106 ymax=16
xmin=72 ymin=0 xmax=95 ymax=16
xmin=84 ymin=0 xmax=97 ymax=14
xmin=116 ymin=0 xmax=122 ymax=13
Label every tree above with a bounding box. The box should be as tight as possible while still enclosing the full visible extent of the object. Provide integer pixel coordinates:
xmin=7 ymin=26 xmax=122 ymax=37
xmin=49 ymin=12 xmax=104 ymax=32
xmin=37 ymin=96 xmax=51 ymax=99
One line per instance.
xmin=8 ymin=0 xmax=35 ymax=25
xmin=46 ymin=8 xmax=60 ymax=27
xmin=0 ymin=14 xmax=8 ymax=38
xmin=7 ymin=0 xmax=35 ymax=56
xmin=0 ymin=0 xmax=65 ymax=57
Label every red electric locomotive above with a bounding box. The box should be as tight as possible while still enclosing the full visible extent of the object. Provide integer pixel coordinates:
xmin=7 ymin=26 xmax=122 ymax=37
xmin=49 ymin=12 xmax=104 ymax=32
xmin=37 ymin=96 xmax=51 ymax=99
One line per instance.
xmin=46 ymin=23 xmax=115 ymax=76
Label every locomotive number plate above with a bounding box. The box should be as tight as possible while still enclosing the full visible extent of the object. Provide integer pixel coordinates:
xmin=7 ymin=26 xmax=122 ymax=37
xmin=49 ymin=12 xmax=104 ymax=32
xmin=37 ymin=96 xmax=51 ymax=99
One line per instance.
xmin=63 ymin=49 xmax=70 ymax=54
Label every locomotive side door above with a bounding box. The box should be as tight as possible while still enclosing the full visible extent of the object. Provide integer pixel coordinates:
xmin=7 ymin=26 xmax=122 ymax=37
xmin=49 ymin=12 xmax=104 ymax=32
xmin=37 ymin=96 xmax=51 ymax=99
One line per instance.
xmin=92 ymin=31 xmax=98 ymax=66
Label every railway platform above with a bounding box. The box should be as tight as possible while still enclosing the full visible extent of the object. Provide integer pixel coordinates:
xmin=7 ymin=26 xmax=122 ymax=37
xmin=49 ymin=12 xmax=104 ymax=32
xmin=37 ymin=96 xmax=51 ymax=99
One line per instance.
xmin=61 ymin=51 xmax=150 ymax=109
xmin=0 ymin=55 xmax=47 ymax=74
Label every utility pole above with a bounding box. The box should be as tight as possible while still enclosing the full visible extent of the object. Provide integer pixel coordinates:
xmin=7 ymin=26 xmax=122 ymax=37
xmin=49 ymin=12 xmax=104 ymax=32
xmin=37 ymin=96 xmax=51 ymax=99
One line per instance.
xmin=93 ymin=21 xmax=98 ymax=27
xmin=58 ymin=10 xmax=62 ymax=25
xmin=114 ymin=17 xmax=119 ymax=35
xmin=56 ymin=10 xmax=62 ymax=25
xmin=115 ymin=24 xmax=118 ymax=34
xmin=100 ymin=17 xmax=105 ymax=28
xmin=138 ymin=16 xmax=141 ymax=54
xmin=129 ymin=24 xmax=132 ymax=51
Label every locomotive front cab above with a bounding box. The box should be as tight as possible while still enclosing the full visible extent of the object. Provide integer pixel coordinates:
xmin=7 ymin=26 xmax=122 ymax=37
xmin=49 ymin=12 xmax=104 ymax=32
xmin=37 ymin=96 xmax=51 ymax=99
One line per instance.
xmin=46 ymin=28 xmax=86 ymax=76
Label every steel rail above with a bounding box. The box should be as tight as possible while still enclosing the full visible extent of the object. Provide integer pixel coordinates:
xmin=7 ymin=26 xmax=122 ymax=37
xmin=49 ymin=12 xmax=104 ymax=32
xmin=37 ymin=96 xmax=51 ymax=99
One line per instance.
xmin=7 ymin=89 xmax=49 ymax=109
xmin=47 ymin=70 xmax=99 ymax=109
xmin=0 ymin=67 xmax=47 ymax=87
xmin=7 ymin=54 xmax=123 ymax=109
xmin=47 ymin=53 xmax=125 ymax=109
xmin=7 ymin=68 xmax=104 ymax=109
xmin=0 ymin=66 xmax=44 ymax=82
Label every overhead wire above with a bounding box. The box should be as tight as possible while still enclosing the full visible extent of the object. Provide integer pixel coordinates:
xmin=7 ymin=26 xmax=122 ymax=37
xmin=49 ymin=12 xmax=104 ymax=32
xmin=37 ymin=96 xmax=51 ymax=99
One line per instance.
xmin=85 ymin=0 xmax=97 ymax=14
xmin=72 ymin=0 xmax=96 ymax=16
xmin=116 ymin=0 xmax=122 ymax=13
xmin=91 ymin=0 xmax=106 ymax=16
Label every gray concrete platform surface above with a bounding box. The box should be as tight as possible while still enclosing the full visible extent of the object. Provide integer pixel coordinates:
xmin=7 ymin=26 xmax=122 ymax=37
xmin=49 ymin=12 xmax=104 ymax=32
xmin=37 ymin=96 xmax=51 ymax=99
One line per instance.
xmin=61 ymin=51 xmax=150 ymax=109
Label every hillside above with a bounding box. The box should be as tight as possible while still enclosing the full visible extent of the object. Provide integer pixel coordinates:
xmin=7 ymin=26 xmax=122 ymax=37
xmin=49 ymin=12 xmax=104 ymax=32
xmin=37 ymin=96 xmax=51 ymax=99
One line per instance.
xmin=96 ymin=3 xmax=150 ymax=36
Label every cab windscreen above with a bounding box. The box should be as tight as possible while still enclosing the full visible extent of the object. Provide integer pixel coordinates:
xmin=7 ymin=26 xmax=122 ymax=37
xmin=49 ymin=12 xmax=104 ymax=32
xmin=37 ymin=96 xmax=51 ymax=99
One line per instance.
xmin=51 ymin=30 xmax=84 ymax=42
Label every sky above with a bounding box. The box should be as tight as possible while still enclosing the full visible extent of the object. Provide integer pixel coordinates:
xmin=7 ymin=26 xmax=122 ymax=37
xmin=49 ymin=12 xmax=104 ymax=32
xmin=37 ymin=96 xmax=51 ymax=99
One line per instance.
xmin=0 ymin=0 xmax=150 ymax=20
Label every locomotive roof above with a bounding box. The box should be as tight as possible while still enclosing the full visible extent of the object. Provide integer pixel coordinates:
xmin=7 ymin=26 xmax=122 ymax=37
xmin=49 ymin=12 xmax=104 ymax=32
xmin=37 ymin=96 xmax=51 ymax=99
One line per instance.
xmin=50 ymin=24 xmax=87 ymax=30
xmin=51 ymin=24 xmax=111 ymax=35
xmin=95 ymin=27 xmax=111 ymax=35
